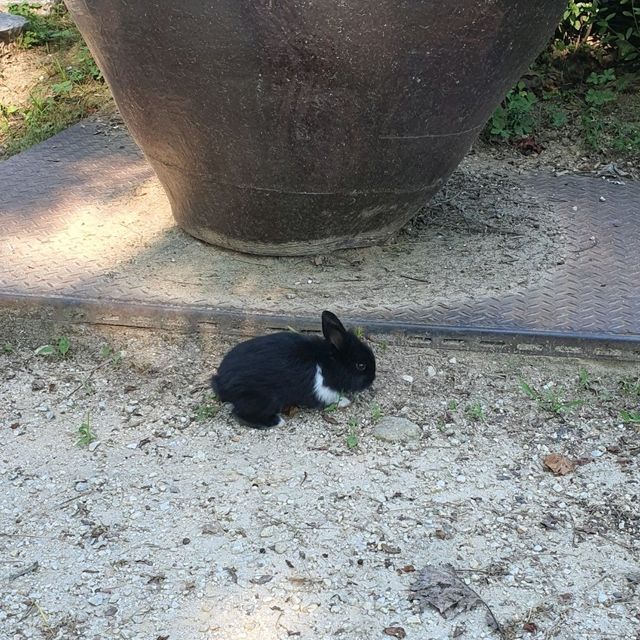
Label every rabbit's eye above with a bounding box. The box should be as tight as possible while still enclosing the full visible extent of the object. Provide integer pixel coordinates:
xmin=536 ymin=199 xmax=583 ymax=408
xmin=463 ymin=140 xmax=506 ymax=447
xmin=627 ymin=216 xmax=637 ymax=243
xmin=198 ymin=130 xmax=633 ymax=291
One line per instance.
xmin=356 ymin=363 xmax=366 ymax=371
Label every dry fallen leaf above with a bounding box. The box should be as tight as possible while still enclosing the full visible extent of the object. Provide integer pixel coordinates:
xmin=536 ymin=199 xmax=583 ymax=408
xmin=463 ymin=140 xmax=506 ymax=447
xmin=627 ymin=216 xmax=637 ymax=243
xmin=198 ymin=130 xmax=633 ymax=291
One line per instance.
xmin=380 ymin=543 xmax=401 ymax=555
xmin=410 ymin=565 xmax=502 ymax=633
xmin=282 ymin=405 xmax=299 ymax=417
xmin=410 ymin=565 xmax=481 ymax=617
xmin=223 ymin=567 xmax=238 ymax=584
xmin=516 ymin=136 xmax=543 ymax=155
xmin=452 ymin=624 xmax=466 ymax=638
xmin=543 ymin=453 xmax=576 ymax=475
xmin=383 ymin=627 xmax=406 ymax=639
xmin=397 ymin=564 xmax=416 ymax=574
xmin=523 ymin=622 xmax=538 ymax=633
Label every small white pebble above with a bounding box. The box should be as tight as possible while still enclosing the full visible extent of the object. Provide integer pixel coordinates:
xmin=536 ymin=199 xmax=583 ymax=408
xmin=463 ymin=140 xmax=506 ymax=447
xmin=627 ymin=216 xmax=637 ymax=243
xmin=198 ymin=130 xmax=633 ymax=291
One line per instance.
xmin=88 ymin=594 xmax=104 ymax=606
xmin=599 ymin=196 xmax=606 ymax=202
xmin=402 ymin=375 xmax=414 ymax=384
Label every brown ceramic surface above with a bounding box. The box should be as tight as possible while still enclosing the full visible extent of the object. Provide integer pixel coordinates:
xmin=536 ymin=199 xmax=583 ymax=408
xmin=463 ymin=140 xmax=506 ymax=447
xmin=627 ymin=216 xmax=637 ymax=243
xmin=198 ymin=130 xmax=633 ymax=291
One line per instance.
xmin=66 ymin=1 xmax=566 ymax=255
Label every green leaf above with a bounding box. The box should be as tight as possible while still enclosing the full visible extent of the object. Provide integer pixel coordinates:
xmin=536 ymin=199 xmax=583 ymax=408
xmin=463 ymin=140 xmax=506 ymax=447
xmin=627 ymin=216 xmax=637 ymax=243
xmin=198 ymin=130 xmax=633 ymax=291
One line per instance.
xmin=35 ymin=344 xmax=55 ymax=356
xmin=519 ymin=380 xmax=538 ymax=399
xmin=57 ymin=336 xmax=70 ymax=356
xmin=585 ymin=88 xmax=616 ymax=106
xmin=77 ymin=411 xmax=96 ymax=446
xmin=52 ymin=80 xmax=73 ymax=95
xmin=346 ymin=434 xmax=359 ymax=449
xmin=620 ymin=409 xmax=640 ymax=424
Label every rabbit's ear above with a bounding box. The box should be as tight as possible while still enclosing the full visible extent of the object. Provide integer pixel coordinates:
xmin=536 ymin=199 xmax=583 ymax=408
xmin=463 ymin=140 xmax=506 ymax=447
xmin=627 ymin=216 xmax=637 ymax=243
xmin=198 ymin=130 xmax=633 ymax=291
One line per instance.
xmin=322 ymin=311 xmax=347 ymax=351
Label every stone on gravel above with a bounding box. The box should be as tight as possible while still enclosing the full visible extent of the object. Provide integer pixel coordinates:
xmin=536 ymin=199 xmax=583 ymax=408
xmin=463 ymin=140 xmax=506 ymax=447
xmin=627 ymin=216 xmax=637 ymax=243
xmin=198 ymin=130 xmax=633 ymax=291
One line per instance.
xmin=373 ymin=417 xmax=421 ymax=442
xmin=0 ymin=12 xmax=27 ymax=43
xmin=88 ymin=593 xmax=104 ymax=606
xmin=260 ymin=525 xmax=279 ymax=538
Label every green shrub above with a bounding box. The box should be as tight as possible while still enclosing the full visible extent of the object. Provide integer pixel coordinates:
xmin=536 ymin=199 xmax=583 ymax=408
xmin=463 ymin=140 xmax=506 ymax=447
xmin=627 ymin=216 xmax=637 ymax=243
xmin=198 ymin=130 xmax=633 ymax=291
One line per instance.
xmin=8 ymin=2 xmax=79 ymax=48
xmin=558 ymin=0 xmax=640 ymax=62
xmin=488 ymin=81 xmax=538 ymax=140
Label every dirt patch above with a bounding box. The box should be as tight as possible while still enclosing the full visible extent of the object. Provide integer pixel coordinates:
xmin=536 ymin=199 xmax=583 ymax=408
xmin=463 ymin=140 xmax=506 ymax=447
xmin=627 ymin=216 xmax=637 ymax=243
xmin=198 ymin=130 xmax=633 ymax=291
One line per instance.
xmin=131 ymin=150 xmax=563 ymax=312
xmin=0 ymin=44 xmax=45 ymax=106
xmin=1 ymin=325 xmax=639 ymax=640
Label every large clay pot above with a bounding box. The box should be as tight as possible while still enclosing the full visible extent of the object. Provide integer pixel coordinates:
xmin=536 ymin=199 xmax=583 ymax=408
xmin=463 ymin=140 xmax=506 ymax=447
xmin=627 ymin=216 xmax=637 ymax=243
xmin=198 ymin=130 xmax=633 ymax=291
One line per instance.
xmin=66 ymin=1 xmax=566 ymax=256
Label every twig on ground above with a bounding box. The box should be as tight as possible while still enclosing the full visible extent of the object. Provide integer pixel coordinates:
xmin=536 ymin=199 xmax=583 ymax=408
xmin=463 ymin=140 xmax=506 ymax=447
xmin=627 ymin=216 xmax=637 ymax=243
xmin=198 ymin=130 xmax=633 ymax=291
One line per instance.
xmin=65 ymin=358 xmax=112 ymax=399
xmin=398 ymin=273 xmax=431 ymax=283
xmin=452 ymin=568 xmax=504 ymax=638
xmin=7 ymin=561 xmax=39 ymax=582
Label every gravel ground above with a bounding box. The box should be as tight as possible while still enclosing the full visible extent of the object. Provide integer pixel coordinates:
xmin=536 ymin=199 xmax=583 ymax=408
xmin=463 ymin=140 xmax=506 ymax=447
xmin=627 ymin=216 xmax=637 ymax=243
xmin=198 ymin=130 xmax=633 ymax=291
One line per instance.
xmin=1 ymin=325 xmax=639 ymax=640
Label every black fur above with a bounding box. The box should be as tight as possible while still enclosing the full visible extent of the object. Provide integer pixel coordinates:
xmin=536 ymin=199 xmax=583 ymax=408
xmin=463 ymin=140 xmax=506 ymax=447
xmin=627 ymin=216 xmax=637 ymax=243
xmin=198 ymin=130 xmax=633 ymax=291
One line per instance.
xmin=211 ymin=311 xmax=376 ymax=429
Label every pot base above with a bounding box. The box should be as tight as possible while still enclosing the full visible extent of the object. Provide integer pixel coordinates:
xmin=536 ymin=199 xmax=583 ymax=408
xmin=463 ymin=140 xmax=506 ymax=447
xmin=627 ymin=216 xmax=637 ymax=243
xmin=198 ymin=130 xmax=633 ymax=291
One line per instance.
xmin=179 ymin=218 xmax=406 ymax=257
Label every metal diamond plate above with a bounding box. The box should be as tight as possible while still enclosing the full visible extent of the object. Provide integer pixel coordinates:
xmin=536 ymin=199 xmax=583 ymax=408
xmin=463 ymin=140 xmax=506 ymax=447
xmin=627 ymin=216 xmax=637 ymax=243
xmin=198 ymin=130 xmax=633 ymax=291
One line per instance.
xmin=1 ymin=121 xmax=639 ymax=359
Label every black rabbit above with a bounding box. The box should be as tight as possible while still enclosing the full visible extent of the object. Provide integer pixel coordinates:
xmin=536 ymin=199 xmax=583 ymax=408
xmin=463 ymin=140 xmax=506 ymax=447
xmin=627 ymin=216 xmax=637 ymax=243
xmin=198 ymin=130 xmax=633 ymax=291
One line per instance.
xmin=211 ymin=311 xmax=376 ymax=428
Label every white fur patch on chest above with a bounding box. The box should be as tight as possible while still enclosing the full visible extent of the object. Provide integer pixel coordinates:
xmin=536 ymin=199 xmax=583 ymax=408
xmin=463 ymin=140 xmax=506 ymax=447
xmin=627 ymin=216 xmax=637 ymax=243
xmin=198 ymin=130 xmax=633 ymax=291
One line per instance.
xmin=313 ymin=365 xmax=341 ymax=405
